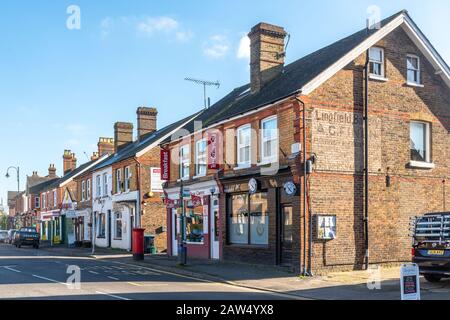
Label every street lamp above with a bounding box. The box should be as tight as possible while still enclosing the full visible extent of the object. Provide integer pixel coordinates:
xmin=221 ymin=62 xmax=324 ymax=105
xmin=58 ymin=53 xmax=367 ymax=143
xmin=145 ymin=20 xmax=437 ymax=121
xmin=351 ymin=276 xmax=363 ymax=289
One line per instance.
xmin=6 ymin=166 xmax=20 ymax=228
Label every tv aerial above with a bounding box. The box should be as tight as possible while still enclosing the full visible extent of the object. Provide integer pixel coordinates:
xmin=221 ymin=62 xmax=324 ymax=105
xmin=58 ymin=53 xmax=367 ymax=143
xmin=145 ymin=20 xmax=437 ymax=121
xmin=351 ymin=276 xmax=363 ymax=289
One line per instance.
xmin=185 ymin=77 xmax=220 ymax=109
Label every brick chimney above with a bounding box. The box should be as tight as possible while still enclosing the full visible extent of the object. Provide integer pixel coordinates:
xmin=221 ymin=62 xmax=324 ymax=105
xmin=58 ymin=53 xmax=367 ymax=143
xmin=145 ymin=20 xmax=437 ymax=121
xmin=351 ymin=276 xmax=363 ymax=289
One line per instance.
xmin=91 ymin=152 xmax=100 ymax=161
xmin=114 ymin=122 xmax=133 ymax=152
xmin=63 ymin=150 xmax=74 ymax=175
xmin=98 ymin=137 xmax=115 ymax=156
xmin=48 ymin=164 xmax=57 ymax=178
xmin=71 ymin=153 xmax=77 ymax=170
xmin=248 ymin=23 xmax=287 ymax=93
xmin=137 ymin=107 xmax=158 ymax=140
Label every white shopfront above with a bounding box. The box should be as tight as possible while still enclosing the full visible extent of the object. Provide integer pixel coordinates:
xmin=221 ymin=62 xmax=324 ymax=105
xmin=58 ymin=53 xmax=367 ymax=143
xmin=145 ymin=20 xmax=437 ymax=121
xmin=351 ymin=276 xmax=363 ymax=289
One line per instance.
xmin=166 ymin=180 xmax=220 ymax=260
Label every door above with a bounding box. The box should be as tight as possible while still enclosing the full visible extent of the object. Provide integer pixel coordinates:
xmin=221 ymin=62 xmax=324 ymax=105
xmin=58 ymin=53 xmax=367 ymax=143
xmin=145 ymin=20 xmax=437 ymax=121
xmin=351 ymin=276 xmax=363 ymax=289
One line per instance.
xmin=107 ymin=210 xmax=112 ymax=248
xmin=280 ymin=205 xmax=293 ymax=266
xmin=210 ymin=196 xmax=220 ymax=260
xmin=171 ymin=209 xmax=179 ymax=256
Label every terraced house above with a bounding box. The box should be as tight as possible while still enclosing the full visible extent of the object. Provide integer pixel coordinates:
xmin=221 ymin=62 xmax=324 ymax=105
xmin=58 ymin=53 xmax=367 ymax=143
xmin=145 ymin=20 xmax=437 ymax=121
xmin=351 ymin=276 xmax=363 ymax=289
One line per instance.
xmin=91 ymin=107 xmax=199 ymax=252
xmin=163 ymin=10 xmax=450 ymax=275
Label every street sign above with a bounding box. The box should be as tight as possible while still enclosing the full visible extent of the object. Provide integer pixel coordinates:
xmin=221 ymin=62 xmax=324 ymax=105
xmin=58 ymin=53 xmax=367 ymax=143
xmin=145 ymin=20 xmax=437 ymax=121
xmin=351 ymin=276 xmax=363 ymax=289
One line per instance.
xmin=400 ymin=263 xmax=421 ymax=300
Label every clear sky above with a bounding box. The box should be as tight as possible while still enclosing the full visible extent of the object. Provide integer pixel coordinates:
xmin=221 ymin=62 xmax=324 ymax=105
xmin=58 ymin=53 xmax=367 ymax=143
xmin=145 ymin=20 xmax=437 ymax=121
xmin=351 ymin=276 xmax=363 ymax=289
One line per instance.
xmin=1 ymin=0 xmax=449 ymax=207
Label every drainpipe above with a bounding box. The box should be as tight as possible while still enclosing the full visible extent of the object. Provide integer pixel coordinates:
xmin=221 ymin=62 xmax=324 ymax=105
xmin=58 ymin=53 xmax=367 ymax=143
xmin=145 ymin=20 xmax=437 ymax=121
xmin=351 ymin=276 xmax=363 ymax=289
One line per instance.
xmin=134 ymin=157 xmax=142 ymax=229
xmin=295 ymin=95 xmax=311 ymax=277
xmin=363 ymin=48 xmax=370 ymax=270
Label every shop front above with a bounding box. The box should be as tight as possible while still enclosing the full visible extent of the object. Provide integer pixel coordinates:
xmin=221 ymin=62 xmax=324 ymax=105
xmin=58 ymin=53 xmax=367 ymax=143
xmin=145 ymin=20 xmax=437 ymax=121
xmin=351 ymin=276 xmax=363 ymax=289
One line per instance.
xmin=220 ymin=168 xmax=300 ymax=269
xmin=73 ymin=209 xmax=92 ymax=247
xmin=40 ymin=210 xmax=64 ymax=244
xmin=166 ymin=180 xmax=220 ymax=260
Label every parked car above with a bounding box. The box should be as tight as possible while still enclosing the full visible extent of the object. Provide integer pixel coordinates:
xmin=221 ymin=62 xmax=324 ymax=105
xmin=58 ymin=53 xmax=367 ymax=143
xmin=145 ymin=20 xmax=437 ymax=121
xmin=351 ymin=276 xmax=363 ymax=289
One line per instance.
xmin=0 ymin=230 xmax=8 ymax=243
xmin=412 ymin=212 xmax=450 ymax=282
xmin=13 ymin=227 xmax=40 ymax=249
xmin=7 ymin=229 xmax=17 ymax=244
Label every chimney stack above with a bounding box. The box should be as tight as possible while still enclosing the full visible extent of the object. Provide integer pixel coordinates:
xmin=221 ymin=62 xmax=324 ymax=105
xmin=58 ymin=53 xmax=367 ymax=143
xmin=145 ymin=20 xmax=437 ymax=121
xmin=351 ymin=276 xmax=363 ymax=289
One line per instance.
xmin=91 ymin=152 xmax=100 ymax=161
xmin=114 ymin=122 xmax=133 ymax=152
xmin=98 ymin=137 xmax=114 ymax=156
xmin=63 ymin=150 xmax=73 ymax=175
xmin=71 ymin=153 xmax=77 ymax=170
xmin=248 ymin=23 xmax=287 ymax=94
xmin=48 ymin=164 xmax=57 ymax=178
xmin=137 ymin=107 xmax=158 ymax=140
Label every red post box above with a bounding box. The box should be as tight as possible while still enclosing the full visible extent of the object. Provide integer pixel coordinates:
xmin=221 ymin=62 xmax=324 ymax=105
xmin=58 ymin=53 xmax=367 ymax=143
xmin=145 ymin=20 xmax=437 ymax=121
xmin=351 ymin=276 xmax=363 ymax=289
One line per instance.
xmin=132 ymin=228 xmax=145 ymax=261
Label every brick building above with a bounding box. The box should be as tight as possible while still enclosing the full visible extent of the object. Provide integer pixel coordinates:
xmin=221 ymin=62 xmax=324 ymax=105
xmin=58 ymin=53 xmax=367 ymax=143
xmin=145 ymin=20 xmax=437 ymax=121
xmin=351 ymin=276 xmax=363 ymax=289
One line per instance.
xmin=90 ymin=107 xmax=197 ymax=252
xmin=163 ymin=10 xmax=450 ymax=274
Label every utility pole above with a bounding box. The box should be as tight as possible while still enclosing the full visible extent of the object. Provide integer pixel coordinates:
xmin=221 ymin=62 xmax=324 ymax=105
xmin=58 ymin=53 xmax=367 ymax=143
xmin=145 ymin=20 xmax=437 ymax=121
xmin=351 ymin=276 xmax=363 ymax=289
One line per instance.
xmin=6 ymin=166 xmax=20 ymax=228
xmin=178 ymin=178 xmax=187 ymax=265
xmin=184 ymin=78 xmax=220 ymax=109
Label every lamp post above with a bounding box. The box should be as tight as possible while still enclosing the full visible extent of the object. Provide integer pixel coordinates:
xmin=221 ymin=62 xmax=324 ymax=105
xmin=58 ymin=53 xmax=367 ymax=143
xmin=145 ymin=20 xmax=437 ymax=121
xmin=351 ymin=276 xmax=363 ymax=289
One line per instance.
xmin=6 ymin=166 xmax=20 ymax=228
xmin=179 ymin=179 xmax=187 ymax=265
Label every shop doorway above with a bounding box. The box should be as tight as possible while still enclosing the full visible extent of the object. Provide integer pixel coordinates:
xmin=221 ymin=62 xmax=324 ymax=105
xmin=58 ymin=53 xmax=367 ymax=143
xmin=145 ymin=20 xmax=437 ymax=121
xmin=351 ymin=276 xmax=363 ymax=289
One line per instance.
xmin=210 ymin=196 xmax=220 ymax=260
xmin=107 ymin=210 xmax=112 ymax=248
xmin=280 ymin=205 xmax=293 ymax=266
xmin=172 ymin=209 xmax=178 ymax=256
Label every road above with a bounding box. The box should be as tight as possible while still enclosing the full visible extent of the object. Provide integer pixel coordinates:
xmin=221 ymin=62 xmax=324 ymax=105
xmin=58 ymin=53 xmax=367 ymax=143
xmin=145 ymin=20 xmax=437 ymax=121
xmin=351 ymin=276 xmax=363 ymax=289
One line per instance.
xmin=0 ymin=244 xmax=294 ymax=300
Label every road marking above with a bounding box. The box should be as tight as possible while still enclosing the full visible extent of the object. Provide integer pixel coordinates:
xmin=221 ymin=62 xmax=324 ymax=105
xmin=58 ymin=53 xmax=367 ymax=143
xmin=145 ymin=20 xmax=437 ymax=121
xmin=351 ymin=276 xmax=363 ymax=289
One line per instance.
xmin=95 ymin=291 xmax=131 ymax=301
xmin=107 ymin=276 xmax=120 ymax=281
xmin=107 ymin=261 xmax=307 ymax=300
xmin=32 ymin=275 xmax=67 ymax=286
xmin=3 ymin=266 xmax=21 ymax=273
xmin=89 ymin=271 xmax=99 ymax=275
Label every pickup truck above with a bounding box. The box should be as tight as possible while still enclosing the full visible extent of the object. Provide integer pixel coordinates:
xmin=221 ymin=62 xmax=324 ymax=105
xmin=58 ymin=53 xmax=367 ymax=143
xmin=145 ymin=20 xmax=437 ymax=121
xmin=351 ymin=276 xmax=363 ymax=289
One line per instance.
xmin=412 ymin=212 xmax=450 ymax=282
xmin=13 ymin=227 xmax=40 ymax=249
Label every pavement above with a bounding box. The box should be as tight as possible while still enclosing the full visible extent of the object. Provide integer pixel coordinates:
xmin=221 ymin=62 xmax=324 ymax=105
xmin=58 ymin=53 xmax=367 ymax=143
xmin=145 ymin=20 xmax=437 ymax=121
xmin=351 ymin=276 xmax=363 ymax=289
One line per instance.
xmin=3 ymin=243 xmax=450 ymax=300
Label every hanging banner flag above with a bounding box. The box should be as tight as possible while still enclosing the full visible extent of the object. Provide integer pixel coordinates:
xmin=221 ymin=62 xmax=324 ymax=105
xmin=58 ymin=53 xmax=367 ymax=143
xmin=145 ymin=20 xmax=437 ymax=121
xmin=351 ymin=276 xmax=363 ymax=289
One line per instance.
xmin=160 ymin=149 xmax=170 ymax=180
xmin=208 ymin=132 xmax=220 ymax=170
xmin=191 ymin=194 xmax=203 ymax=207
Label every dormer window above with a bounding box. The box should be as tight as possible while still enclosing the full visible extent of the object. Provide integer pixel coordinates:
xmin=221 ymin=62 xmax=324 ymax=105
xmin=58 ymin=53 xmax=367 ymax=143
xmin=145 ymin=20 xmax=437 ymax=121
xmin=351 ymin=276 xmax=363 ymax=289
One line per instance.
xmin=407 ymin=54 xmax=421 ymax=85
xmin=369 ymin=47 xmax=385 ymax=78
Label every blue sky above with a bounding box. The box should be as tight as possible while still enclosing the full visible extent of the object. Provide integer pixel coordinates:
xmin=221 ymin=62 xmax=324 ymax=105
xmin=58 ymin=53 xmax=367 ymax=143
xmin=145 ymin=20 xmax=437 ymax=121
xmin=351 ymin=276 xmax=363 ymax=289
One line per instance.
xmin=1 ymin=0 xmax=449 ymax=206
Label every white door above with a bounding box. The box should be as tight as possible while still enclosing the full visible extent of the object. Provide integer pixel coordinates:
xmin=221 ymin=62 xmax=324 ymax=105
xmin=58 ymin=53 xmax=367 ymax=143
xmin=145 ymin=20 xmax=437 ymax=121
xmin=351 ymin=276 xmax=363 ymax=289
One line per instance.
xmin=172 ymin=209 xmax=178 ymax=256
xmin=210 ymin=196 xmax=220 ymax=260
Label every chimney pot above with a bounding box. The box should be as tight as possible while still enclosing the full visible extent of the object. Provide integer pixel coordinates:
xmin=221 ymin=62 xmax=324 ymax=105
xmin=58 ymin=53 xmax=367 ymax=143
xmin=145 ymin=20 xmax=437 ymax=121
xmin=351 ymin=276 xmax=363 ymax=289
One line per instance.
xmin=248 ymin=22 xmax=287 ymax=93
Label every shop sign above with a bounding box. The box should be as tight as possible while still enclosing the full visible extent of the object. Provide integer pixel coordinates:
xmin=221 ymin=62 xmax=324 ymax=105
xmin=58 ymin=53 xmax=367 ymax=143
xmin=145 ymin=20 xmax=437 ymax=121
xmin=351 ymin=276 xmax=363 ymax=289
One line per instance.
xmin=208 ymin=132 xmax=220 ymax=170
xmin=165 ymin=199 xmax=180 ymax=209
xmin=160 ymin=149 xmax=171 ymax=180
xmin=283 ymin=181 xmax=298 ymax=196
xmin=191 ymin=194 xmax=203 ymax=207
xmin=400 ymin=263 xmax=421 ymax=300
xmin=249 ymin=178 xmax=259 ymax=194
xmin=65 ymin=210 xmax=77 ymax=218
xmin=150 ymin=167 xmax=165 ymax=193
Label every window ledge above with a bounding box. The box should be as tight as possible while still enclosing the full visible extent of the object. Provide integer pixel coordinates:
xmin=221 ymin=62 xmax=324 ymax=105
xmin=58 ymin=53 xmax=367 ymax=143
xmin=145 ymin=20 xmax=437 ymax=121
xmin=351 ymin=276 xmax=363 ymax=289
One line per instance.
xmin=234 ymin=165 xmax=251 ymax=171
xmin=193 ymin=174 xmax=207 ymax=180
xmin=369 ymin=75 xmax=389 ymax=82
xmin=257 ymin=160 xmax=278 ymax=166
xmin=177 ymin=177 xmax=190 ymax=182
xmin=408 ymin=161 xmax=435 ymax=169
xmin=406 ymin=82 xmax=424 ymax=88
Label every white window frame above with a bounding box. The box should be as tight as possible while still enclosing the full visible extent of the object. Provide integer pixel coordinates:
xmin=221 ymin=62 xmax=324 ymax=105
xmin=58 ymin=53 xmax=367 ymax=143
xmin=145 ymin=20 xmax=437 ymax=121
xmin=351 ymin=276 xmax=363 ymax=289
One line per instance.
xmin=96 ymin=175 xmax=102 ymax=198
xmin=53 ymin=191 xmax=57 ymax=207
xmin=180 ymin=145 xmax=190 ymax=180
xmin=260 ymin=116 xmax=278 ymax=164
xmin=124 ymin=166 xmax=131 ymax=192
xmin=237 ymin=124 xmax=252 ymax=168
xmin=407 ymin=54 xmax=421 ymax=86
xmin=86 ymin=179 xmax=91 ymax=200
xmin=81 ymin=181 xmax=86 ymax=202
xmin=369 ymin=47 xmax=385 ymax=78
xmin=42 ymin=194 xmax=46 ymax=209
xmin=410 ymin=120 xmax=433 ymax=168
xmin=116 ymin=169 xmax=122 ymax=194
xmin=103 ymin=173 xmax=108 ymax=197
xmin=195 ymin=139 xmax=208 ymax=177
